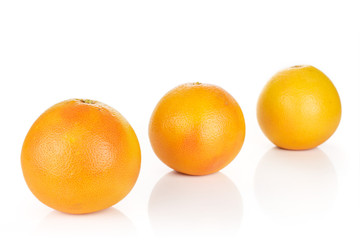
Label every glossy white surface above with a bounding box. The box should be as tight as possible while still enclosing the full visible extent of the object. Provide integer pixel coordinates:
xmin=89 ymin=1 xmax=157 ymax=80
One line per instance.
xmin=0 ymin=1 xmax=359 ymax=239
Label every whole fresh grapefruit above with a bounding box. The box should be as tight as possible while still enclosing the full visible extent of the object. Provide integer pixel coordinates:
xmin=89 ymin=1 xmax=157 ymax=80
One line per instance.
xmin=21 ymin=99 xmax=141 ymax=214
xmin=149 ymin=83 xmax=245 ymax=175
xmin=257 ymin=65 xmax=341 ymax=150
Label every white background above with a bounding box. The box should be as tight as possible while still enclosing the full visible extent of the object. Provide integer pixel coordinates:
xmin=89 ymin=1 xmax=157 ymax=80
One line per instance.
xmin=0 ymin=1 xmax=359 ymax=239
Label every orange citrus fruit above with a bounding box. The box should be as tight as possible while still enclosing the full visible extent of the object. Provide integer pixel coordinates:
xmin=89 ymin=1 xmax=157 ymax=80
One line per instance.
xmin=21 ymin=99 xmax=141 ymax=214
xmin=149 ymin=83 xmax=245 ymax=176
xmin=257 ymin=65 xmax=341 ymax=150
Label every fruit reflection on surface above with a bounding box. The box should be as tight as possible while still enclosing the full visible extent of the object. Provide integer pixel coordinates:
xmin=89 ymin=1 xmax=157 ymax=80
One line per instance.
xmin=255 ymin=148 xmax=337 ymax=220
xmin=149 ymin=171 xmax=242 ymax=237
xmin=37 ymin=207 xmax=136 ymax=237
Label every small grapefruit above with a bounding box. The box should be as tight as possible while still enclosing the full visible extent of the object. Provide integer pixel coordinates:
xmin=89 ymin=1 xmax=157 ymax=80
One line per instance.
xmin=257 ymin=65 xmax=341 ymax=150
xmin=149 ymin=83 xmax=245 ymax=175
xmin=21 ymin=99 xmax=141 ymax=214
